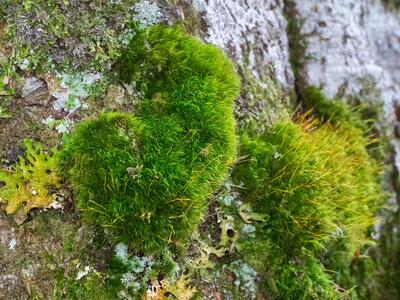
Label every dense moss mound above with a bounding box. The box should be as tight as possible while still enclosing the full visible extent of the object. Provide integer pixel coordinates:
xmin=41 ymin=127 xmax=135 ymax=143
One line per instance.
xmin=233 ymin=104 xmax=382 ymax=297
xmin=60 ymin=25 xmax=240 ymax=253
xmin=273 ymin=254 xmax=338 ymax=299
xmin=301 ymin=86 xmax=365 ymax=127
xmin=119 ymin=25 xmax=240 ymax=102
xmin=235 ymin=118 xmax=381 ymax=257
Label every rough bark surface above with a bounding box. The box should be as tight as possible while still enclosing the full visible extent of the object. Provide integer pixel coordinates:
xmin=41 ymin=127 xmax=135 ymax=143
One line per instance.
xmin=190 ymin=0 xmax=294 ymax=91
xmin=295 ymin=0 xmax=400 ymax=119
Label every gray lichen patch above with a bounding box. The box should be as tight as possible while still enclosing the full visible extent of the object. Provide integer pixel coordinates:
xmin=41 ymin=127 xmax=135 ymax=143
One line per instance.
xmin=51 ymin=72 xmax=102 ymax=113
xmin=191 ymin=0 xmax=294 ymax=92
xmin=132 ymin=0 xmax=164 ymax=29
xmin=21 ymin=77 xmax=46 ymax=98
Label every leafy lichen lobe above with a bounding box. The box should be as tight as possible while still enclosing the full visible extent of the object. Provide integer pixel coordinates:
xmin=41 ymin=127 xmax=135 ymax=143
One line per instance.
xmin=0 ymin=139 xmax=61 ymax=215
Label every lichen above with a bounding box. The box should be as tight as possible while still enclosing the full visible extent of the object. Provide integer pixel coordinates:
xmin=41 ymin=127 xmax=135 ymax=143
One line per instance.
xmin=132 ymin=0 xmax=163 ymax=29
xmin=107 ymin=242 xmax=180 ymax=298
xmin=0 ymin=139 xmax=61 ymax=215
xmin=145 ymin=274 xmax=196 ymax=300
xmin=52 ymin=72 xmax=101 ymax=113
xmin=226 ymin=261 xmax=258 ymax=299
xmin=235 ymin=68 xmax=290 ymax=135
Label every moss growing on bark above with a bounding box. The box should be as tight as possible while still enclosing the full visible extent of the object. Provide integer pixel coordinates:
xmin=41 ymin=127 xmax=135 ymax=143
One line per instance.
xmin=382 ymin=0 xmax=400 ymax=9
xmin=233 ymin=90 xmax=382 ymax=297
xmin=235 ymin=117 xmax=381 ymax=257
xmin=60 ymin=25 xmax=240 ymax=254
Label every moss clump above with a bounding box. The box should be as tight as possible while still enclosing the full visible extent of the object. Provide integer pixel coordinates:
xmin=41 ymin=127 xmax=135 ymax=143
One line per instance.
xmin=233 ymin=93 xmax=382 ymax=297
xmin=272 ymin=254 xmax=338 ymax=299
xmin=119 ymin=25 xmax=240 ymax=102
xmin=60 ymin=25 xmax=240 ymax=253
xmin=235 ymin=118 xmax=381 ymax=257
xmin=301 ymin=86 xmax=365 ymax=127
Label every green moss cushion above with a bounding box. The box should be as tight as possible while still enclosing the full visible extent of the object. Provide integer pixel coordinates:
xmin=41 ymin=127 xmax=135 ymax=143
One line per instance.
xmin=60 ymin=25 xmax=240 ymax=253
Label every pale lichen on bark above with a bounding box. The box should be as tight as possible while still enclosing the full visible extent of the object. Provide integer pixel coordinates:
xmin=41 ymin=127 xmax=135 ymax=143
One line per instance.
xmin=294 ymin=0 xmax=400 ymax=119
xmin=190 ymin=0 xmax=294 ymax=91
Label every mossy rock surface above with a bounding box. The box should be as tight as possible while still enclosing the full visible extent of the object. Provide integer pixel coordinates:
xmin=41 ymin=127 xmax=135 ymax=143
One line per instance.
xmin=60 ymin=25 xmax=240 ymax=253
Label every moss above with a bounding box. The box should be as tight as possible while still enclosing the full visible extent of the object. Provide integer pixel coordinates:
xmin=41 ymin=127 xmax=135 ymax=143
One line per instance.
xmin=382 ymin=0 xmax=400 ymax=9
xmin=2 ymin=0 xmax=144 ymax=72
xmin=302 ymin=86 xmax=389 ymax=165
xmin=283 ymin=0 xmax=308 ymax=101
xmin=374 ymin=214 xmax=400 ymax=299
xmin=54 ymin=241 xmax=186 ymax=299
xmin=326 ymin=214 xmax=400 ymax=300
xmin=270 ymin=254 xmax=338 ymax=300
xmin=54 ymin=271 xmax=117 ymax=300
xmin=119 ymin=24 xmax=240 ymax=102
xmin=323 ymin=241 xmax=380 ymax=300
xmin=301 ymin=86 xmax=365 ymax=127
xmin=60 ymin=25 xmax=240 ymax=254
xmin=235 ymin=118 xmax=381 ymax=258
xmin=233 ymin=93 xmax=382 ymax=297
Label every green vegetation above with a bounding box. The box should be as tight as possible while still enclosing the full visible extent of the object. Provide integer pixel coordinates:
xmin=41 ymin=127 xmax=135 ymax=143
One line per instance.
xmin=0 ymin=60 xmax=18 ymax=119
xmin=382 ymin=0 xmax=400 ymax=9
xmin=283 ymin=0 xmax=308 ymax=98
xmin=302 ymin=86 xmax=389 ymax=164
xmin=372 ymin=213 xmax=400 ymax=299
xmin=118 ymin=25 xmax=240 ymax=102
xmin=54 ymin=271 xmax=115 ymax=300
xmin=60 ymin=25 xmax=240 ymax=254
xmin=1 ymin=0 xmax=142 ymax=72
xmin=233 ymin=87 xmax=383 ymax=297
xmin=1 ymin=0 xmax=394 ymax=296
xmin=0 ymin=139 xmax=60 ymax=214
xmin=272 ymin=254 xmax=338 ymax=299
xmin=235 ymin=118 xmax=381 ymax=257
xmin=323 ymin=214 xmax=400 ymax=300
xmin=53 ymin=229 xmax=197 ymax=299
xmin=301 ymin=86 xmax=365 ymax=127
